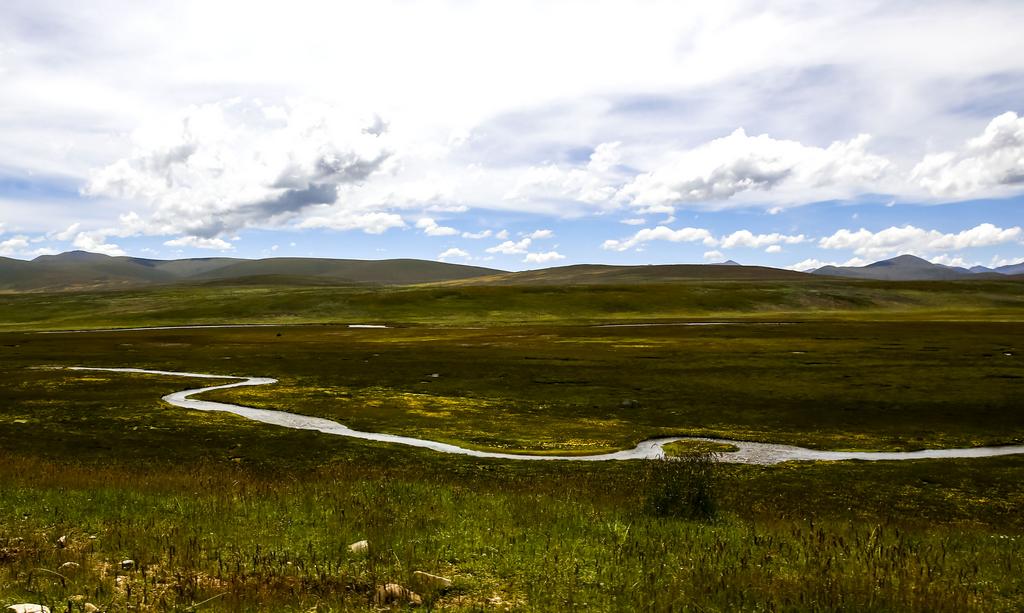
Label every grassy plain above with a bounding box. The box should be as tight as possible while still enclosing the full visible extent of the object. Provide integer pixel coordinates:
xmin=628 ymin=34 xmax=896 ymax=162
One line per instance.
xmin=1 ymin=279 xmax=1023 ymax=611
xmin=1 ymin=277 xmax=1024 ymax=331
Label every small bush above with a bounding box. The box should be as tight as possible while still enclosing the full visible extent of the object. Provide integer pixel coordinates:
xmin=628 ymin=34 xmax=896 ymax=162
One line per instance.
xmin=641 ymin=452 xmax=717 ymax=520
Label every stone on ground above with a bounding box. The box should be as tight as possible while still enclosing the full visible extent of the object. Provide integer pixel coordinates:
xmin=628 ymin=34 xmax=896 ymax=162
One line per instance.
xmin=412 ymin=570 xmax=453 ymax=591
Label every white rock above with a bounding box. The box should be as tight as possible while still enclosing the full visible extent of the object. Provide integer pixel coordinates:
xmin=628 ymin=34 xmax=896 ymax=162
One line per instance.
xmin=8 ymin=605 xmax=50 ymax=613
xmin=348 ymin=540 xmax=369 ymax=554
xmin=120 ymin=559 xmax=135 ymax=570
xmin=59 ymin=561 xmax=80 ymax=571
xmin=412 ymin=570 xmax=452 ymax=590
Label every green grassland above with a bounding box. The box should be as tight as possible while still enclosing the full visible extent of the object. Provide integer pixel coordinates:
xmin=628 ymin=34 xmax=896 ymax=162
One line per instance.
xmin=1 ymin=280 xmax=1023 ymax=610
xmin=1 ymin=277 xmax=1024 ymax=331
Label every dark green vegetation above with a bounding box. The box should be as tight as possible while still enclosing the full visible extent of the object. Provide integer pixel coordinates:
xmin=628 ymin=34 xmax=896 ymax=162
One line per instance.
xmin=1 ymin=280 xmax=1023 ymax=610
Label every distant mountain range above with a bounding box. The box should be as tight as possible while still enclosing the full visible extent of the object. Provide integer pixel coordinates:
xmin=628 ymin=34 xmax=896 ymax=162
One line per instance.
xmin=0 ymin=251 xmax=504 ymax=291
xmin=0 ymin=251 xmax=1021 ymax=291
xmin=810 ymin=254 xmax=1024 ymax=281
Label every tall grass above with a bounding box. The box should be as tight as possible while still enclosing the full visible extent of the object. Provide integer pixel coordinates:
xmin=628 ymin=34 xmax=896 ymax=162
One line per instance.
xmin=1 ymin=455 xmax=1020 ymax=611
xmin=642 ymin=454 xmax=717 ymax=520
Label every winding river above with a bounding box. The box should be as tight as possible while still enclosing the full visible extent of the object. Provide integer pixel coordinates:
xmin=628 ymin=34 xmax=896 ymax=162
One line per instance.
xmin=68 ymin=366 xmax=1024 ymax=465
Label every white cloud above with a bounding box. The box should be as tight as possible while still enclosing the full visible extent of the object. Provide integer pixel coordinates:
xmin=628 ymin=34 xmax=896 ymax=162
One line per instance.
xmin=437 ymin=247 xmax=470 ymax=261
xmin=164 ymin=236 xmax=233 ymax=250
xmin=601 ymin=225 xmax=716 ymax=252
xmin=587 ymin=142 xmax=622 ymax=173
xmin=620 ymin=129 xmax=890 ymax=209
xmin=486 ymin=238 xmax=532 ymax=255
xmin=786 ymin=257 xmax=868 ymax=271
xmin=989 ymin=255 xmax=1024 ymax=268
xmin=525 ymin=229 xmax=553 ymax=239
xmin=415 ymin=217 xmax=458 ymax=236
xmin=523 ymin=251 xmax=565 ymax=264
xmin=0 ymin=235 xmax=30 ymax=256
xmin=930 ymin=254 xmax=971 ymax=268
xmin=495 ymin=230 xmax=510 ymax=240
xmin=719 ymin=230 xmax=806 ymax=249
xmin=84 ymin=100 xmax=391 ymax=239
xmin=461 ymin=229 xmax=492 ymax=239
xmin=913 ymin=112 xmax=1024 ymax=198
xmin=51 ymin=223 xmax=81 ymax=241
xmin=620 ymin=218 xmax=646 ymax=225
xmin=71 ymin=231 xmax=125 ymax=256
xmin=298 ymin=211 xmax=406 ymax=234
xmin=703 ymin=250 xmax=724 ymax=261
xmin=765 ymin=245 xmax=782 ymax=253
xmin=504 ymin=142 xmax=624 ymax=206
xmin=818 ymin=223 xmax=1022 ymax=259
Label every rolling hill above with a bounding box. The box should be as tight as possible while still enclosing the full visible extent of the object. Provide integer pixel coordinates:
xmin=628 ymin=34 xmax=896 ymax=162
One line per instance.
xmin=3 ymin=251 xmax=1022 ymax=291
xmin=0 ymin=251 xmax=506 ymax=291
xmin=446 ymin=263 xmax=813 ymax=285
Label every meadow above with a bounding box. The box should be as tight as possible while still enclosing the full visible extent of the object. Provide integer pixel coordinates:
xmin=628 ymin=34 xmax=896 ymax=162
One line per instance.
xmin=1 ymin=279 xmax=1022 ymax=611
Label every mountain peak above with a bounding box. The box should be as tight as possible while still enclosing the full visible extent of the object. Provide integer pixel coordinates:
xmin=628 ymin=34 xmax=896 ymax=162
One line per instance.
xmin=33 ymin=250 xmax=114 ymax=263
xmin=866 ymin=254 xmax=931 ymax=268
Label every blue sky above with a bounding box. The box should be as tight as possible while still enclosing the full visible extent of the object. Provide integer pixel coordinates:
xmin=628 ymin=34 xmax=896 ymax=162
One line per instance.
xmin=1 ymin=1 xmax=1022 ymax=271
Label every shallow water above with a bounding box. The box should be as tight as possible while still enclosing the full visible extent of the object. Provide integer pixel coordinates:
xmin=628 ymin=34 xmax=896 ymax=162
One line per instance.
xmin=68 ymin=367 xmax=1024 ymax=465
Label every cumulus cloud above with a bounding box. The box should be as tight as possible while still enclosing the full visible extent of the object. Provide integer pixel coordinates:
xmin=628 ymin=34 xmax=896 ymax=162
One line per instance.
xmin=415 ymin=217 xmax=458 ymax=236
xmin=164 ymin=236 xmax=233 ymax=250
xmin=912 ymin=112 xmax=1024 ymax=198
xmin=818 ymin=223 xmax=1022 ymax=259
xmin=620 ymin=129 xmax=890 ymax=208
xmin=786 ymin=257 xmax=869 ymax=271
xmin=51 ymin=223 xmax=81 ymax=241
xmin=602 ymin=225 xmax=716 ymax=251
xmin=719 ymin=230 xmax=806 ymax=249
xmin=0 ymin=235 xmax=31 ymax=256
xmin=621 ymin=218 xmax=646 ymax=225
xmin=523 ymin=251 xmax=566 ymax=264
xmin=70 ymin=231 xmax=126 ymax=256
xmin=703 ymin=250 xmax=725 ymax=261
xmin=525 ymin=229 xmax=553 ymax=239
xmin=298 ymin=211 xmax=406 ymax=234
xmin=602 ymin=226 xmax=803 ymax=252
xmin=504 ymin=142 xmax=624 ymax=206
xmin=84 ymin=100 xmax=392 ymax=240
xmin=486 ymin=238 xmax=532 ymax=255
xmin=929 ymin=254 xmax=971 ymax=268
xmin=765 ymin=245 xmax=782 ymax=253
xmin=437 ymin=247 xmax=470 ymax=261
xmin=461 ymin=229 xmax=493 ymax=239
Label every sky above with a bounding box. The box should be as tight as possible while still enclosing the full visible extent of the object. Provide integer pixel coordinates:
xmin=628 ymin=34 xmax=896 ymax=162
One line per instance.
xmin=1 ymin=1 xmax=1023 ymax=271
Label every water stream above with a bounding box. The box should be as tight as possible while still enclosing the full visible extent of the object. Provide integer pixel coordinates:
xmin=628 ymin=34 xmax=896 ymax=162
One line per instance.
xmin=67 ymin=367 xmax=1024 ymax=465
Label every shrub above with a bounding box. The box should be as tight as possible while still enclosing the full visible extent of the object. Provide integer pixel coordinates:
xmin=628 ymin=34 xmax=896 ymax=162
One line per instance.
xmin=641 ymin=452 xmax=717 ymax=520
